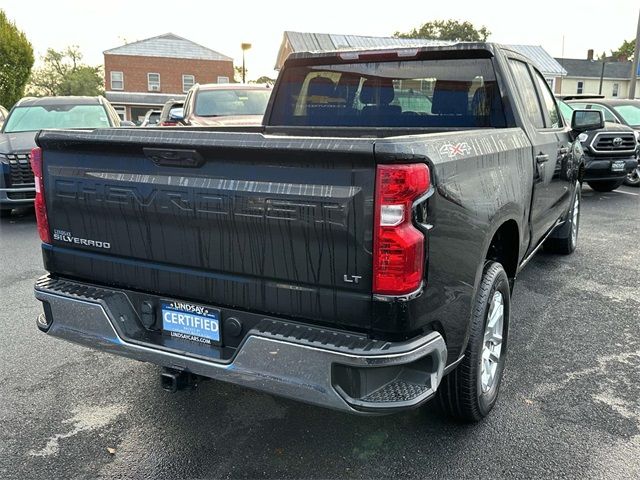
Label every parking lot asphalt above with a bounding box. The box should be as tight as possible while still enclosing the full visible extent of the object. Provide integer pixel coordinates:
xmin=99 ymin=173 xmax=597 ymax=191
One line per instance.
xmin=0 ymin=185 xmax=638 ymax=480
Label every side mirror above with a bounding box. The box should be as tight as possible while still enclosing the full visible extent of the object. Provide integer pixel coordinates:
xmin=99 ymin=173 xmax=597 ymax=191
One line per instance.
xmin=571 ymin=109 xmax=604 ymax=132
xmin=119 ymin=120 xmax=136 ymax=127
xmin=169 ymin=107 xmax=184 ymax=122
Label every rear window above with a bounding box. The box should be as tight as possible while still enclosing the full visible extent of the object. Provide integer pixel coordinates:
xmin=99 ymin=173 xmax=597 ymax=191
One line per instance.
xmin=270 ymin=58 xmax=506 ymax=128
xmin=3 ymin=104 xmax=110 ymax=133
xmin=194 ymin=89 xmax=270 ymax=117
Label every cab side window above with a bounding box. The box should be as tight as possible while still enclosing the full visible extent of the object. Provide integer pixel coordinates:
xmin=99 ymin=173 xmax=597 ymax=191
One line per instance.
xmin=534 ymin=72 xmax=562 ymax=128
xmin=509 ymin=60 xmax=544 ymax=129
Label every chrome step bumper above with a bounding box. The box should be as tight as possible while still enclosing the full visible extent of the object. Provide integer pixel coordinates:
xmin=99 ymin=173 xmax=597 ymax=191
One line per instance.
xmin=34 ymin=276 xmax=447 ymax=414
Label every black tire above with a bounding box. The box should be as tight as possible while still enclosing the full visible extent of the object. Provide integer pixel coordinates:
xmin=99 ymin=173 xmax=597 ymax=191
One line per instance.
xmin=624 ymin=167 xmax=640 ymax=187
xmin=0 ymin=209 xmax=11 ymax=219
xmin=544 ymin=184 xmax=580 ymax=255
xmin=587 ymin=179 xmax=624 ymax=192
xmin=437 ymin=261 xmax=510 ymax=422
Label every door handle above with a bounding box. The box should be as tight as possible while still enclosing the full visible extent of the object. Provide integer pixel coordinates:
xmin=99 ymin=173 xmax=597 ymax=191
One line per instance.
xmin=536 ymin=154 xmax=549 ymax=164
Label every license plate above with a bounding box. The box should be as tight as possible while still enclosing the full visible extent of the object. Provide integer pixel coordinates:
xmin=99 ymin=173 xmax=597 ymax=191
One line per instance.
xmin=612 ymin=161 xmax=626 ymax=172
xmin=161 ymin=301 xmax=220 ymax=345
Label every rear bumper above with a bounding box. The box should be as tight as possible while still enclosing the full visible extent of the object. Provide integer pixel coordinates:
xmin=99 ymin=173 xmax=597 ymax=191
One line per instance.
xmin=34 ymin=276 xmax=447 ymax=414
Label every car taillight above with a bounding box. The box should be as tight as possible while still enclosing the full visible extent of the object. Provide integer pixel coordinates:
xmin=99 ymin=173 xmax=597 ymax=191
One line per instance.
xmin=30 ymin=147 xmax=51 ymax=244
xmin=373 ymin=163 xmax=430 ymax=295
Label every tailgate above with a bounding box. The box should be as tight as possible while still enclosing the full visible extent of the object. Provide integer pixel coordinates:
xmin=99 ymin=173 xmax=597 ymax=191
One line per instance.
xmin=38 ymin=129 xmax=375 ymax=330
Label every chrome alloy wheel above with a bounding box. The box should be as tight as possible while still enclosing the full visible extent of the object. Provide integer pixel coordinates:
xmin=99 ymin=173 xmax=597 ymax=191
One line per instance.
xmin=481 ymin=291 xmax=504 ymax=393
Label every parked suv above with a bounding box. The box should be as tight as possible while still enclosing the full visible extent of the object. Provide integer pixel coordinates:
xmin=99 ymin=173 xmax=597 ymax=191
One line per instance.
xmin=174 ymin=83 xmax=271 ymax=126
xmin=565 ymin=97 xmax=640 ymax=187
xmin=558 ymin=100 xmax=637 ymax=191
xmin=0 ymin=96 xmax=121 ymax=217
xmin=140 ymin=109 xmax=161 ymax=127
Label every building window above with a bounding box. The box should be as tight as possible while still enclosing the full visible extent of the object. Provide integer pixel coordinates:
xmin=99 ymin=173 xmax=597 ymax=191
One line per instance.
xmin=612 ymin=83 xmax=619 ymax=98
xmin=217 ymin=76 xmax=230 ymax=84
xmin=576 ymin=81 xmax=584 ymax=94
xmin=114 ymin=106 xmax=126 ymax=121
xmin=182 ymin=74 xmax=195 ymax=92
xmin=147 ymin=73 xmax=161 ymax=91
xmin=110 ymin=71 xmax=124 ymax=90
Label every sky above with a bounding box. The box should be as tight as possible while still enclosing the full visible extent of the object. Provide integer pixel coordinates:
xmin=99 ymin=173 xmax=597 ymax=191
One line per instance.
xmin=1 ymin=0 xmax=638 ymax=80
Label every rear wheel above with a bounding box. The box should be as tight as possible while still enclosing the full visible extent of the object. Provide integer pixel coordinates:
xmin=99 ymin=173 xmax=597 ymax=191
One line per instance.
xmin=587 ymin=179 xmax=624 ymax=192
xmin=544 ymin=184 xmax=580 ymax=255
xmin=437 ymin=261 xmax=510 ymax=422
xmin=624 ymin=166 xmax=640 ymax=187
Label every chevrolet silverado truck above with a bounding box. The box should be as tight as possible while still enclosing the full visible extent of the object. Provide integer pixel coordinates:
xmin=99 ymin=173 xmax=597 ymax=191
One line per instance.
xmin=557 ymin=100 xmax=638 ymax=192
xmin=32 ymin=43 xmax=601 ymax=421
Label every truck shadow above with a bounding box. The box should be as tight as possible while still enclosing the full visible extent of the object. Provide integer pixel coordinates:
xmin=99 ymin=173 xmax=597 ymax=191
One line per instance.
xmin=0 ymin=206 xmax=36 ymax=225
xmin=124 ymin=375 xmax=490 ymax=478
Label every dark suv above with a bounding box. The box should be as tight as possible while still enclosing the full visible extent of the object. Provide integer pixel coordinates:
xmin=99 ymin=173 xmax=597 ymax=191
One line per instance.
xmin=0 ymin=96 xmax=121 ymax=217
xmin=565 ymin=98 xmax=640 ymax=187
xmin=558 ymin=100 xmax=638 ymax=191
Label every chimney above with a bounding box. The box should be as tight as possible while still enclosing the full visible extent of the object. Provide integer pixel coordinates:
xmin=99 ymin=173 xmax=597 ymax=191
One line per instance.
xmin=587 ymin=49 xmax=594 ymax=61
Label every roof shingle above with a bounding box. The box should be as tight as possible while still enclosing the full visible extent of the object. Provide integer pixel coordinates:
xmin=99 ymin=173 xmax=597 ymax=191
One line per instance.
xmin=104 ymin=33 xmax=232 ymax=62
xmin=554 ymin=58 xmax=635 ymax=79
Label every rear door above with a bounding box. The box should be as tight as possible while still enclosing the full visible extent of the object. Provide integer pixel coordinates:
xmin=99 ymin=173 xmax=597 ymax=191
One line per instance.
xmin=508 ymin=59 xmax=571 ymax=247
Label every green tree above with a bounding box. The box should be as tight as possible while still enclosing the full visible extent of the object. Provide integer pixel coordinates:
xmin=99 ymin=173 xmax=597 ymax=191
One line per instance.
xmin=234 ymin=66 xmax=245 ymax=83
xmin=0 ymin=10 xmax=34 ymax=108
xmin=28 ymin=46 xmax=104 ymax=96
xmin=394 ymin=19 xmax=490 ymax=42
xmin=253 ymin=76 xmax=276 ymax=85
xmin=611 ymin=39 xmax=634 ymax=61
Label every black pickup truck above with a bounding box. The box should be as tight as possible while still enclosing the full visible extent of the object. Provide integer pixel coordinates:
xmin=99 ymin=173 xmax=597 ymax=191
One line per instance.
xmin=32 ymin=43 xmax=601 ymax=421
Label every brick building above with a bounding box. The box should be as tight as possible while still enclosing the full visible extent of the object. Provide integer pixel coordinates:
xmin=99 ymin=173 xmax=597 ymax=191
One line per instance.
xmin=104 ymin=33 xmax=234 ymax=123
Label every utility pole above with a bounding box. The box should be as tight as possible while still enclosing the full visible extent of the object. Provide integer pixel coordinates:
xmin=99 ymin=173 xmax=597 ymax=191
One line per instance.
xmin=599 ymin=61 xmax=606 ymax=95
xmin=629 ymin=9 xmax=640 ymax=99
xmin=241 ymin=43 xmax=252 ymax=84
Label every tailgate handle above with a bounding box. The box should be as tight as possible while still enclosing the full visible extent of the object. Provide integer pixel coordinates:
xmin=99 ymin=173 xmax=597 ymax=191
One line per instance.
xmin=143 ymin=148 xmax=204 ymax=168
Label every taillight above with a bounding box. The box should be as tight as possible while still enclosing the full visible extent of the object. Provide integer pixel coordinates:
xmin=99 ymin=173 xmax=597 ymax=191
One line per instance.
xmin=373 ymin=163 xmax=430 ymax=295
xmin=30 ymin=147 xmax=51 ymax=244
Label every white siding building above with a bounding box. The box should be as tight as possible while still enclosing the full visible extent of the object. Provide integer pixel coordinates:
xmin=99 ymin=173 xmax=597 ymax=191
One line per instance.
xmin=554 ymin=55 xmax=640 ymax=99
